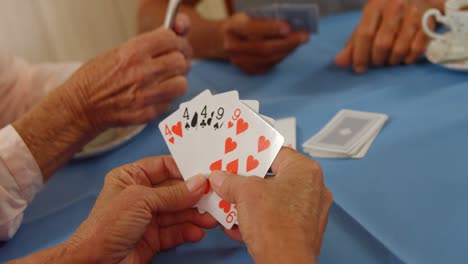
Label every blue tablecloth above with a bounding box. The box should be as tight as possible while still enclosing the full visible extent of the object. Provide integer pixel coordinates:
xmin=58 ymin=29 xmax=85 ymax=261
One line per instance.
xmin=2 ymin=11 xmax=468 ymax=263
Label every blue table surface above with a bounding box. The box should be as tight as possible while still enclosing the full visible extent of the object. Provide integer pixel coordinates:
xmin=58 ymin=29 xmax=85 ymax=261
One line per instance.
xmin=2 ymin=11 xmax=468 ymax=264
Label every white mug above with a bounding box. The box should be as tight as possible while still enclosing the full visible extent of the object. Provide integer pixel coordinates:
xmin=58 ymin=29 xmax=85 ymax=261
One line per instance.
xmin=422 ymin=0 xmax=468 ymax=44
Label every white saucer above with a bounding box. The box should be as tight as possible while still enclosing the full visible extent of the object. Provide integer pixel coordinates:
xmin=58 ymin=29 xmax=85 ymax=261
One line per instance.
xmin=74 ymin=125 xmax=146 ymax=159
xmin=426 ymin=33 xmax=468 ymax=71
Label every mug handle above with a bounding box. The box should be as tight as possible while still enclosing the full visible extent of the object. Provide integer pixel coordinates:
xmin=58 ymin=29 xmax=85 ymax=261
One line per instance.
xmin=422 ymin=9 xmax=450 ymax=41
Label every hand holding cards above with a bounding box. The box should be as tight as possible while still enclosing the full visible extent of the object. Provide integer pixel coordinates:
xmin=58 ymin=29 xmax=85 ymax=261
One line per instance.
xmin=246 ymin=3 xmax=320 ymax=34
xmin=159 ymin=90 xmax=284 ymax=229
xmin=303 ymin=110 xmax=389 ymax=159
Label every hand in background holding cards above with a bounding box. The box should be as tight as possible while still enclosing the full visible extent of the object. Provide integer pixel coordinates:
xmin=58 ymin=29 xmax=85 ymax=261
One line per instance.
xmin=335 ymin=0 xmax=439 ymax=74
xmin=10 ymin=156 xmax=218 ymax=264
xmin=138 ymin=1 xmax=309 ymax=75
xmin=209 ymin=148 xmax=333 ymax=264
xmin=222 ymin=13 xmax=309 ymax=75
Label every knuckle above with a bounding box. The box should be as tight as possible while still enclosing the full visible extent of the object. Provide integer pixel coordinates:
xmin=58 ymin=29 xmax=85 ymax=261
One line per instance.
xmin=168 ymin=52 xmax=188 ymax=73
xmin=125 ymin=185 xmax=145 ymax=200
xmin=411 ymin=44 xmax=425 ymax=55
xmin=175 ymin=77 xmax=189 ymax=95
xmin=238 ymin=177 xmax=264 ymax=198
xmin=305 ymin=159 xmax=324 ymax=179
xmin=408 ymin=5 xmax=419 ymax=17
xmin=374 ymin=38 xmax=391 ymax=51
xmin=258 ymin=43 xmax=274 ymax=55
xmin=141 ymin=107 xmax=158 ymax=121
xmin=160 ymin=186 xmax=184 ymax=204
xmin=392 ymin=46 xmax=407 ymax=57
xmin=104 ymin=168 xmax=120 ymax=185
xmin=119 ymin=164 xmax=145 ymax=180
xmin=223 ymin=40 xmax=237 ymax=53
xmin=357 ymin=28 xmax=375 ymax=40
xmin=121 ymin=39 xmax=140 ymax=56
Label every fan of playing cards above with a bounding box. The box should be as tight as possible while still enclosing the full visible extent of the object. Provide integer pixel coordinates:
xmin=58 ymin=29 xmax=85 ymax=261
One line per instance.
xmin=159 ymin=90 xmax=284 ymax=229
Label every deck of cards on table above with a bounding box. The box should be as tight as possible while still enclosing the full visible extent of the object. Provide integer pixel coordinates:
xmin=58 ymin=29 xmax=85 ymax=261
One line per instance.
xmin=159 ymin=90 xmax=284 ymax=229
xmin=302 ymin=110 xmax=389 ymax=159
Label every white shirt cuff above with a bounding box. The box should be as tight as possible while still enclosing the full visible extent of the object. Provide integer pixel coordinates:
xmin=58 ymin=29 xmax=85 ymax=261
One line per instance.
xmin=0 ymin=125 xmax=43 ymax=203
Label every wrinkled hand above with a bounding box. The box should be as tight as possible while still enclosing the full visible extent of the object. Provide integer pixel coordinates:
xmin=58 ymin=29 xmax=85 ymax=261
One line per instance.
xmin=65 ymin=156 xmax=217 ymax=264
xmin=221 ymin=13 xmax=309 ymax=75
xmin=209 ymin=148 xmax=332 ymax=264
xmin=60 ymin=14 xmax=192 ymax=133
xmin=336 ymin=0 xmax=438 ymax=74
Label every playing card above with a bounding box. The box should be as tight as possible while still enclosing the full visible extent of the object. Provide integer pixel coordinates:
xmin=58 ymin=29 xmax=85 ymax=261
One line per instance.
xmin=159 ymin=90 xmax=284 ymax=229
xmin=176 ymin=91 xmax=238 ymax=140
xmin=246 ymin=3 xmax=319 ymax=34
xmin=179 ymin=89 xmax=212 ymax=110
xmin=274 ymin=117 xmax=297 ymax=150
xmin=195 ymin=97 xmax=284 ymax=226
xmin=303 ymin=110 xmax=388 ymax=154
xmin=242 ymin=100 xmax=260 ymax=113
xmin=304 ymin=124 xmax=382 ymax=159
xmin=260 ymin=114 xmax=275 ymax=127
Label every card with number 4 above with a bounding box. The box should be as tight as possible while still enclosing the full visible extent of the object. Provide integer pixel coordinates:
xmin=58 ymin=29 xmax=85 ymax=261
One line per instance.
xmin=159 ymin=90 xmax=283 ymax=229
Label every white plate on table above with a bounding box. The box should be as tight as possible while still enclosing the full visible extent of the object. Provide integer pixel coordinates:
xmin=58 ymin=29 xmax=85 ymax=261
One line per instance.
xmin=425 ymin=33 xmax=468 ymax=72
xmin=74 ymin=125 xmax=146 ymax=159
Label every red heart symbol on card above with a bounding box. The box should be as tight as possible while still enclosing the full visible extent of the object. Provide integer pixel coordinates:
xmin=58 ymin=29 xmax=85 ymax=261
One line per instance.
xmin=219 ymin=199 xmax=232 ymax=213
xmin=210 ymin=160 xmax=222 ymax=171
xmin=246 ymin=155 xmax=259 ymax=172
xmin=172 ymin=122 xmax=183 ymax=138
xmin=236 ymin=118 xmax=249 ymax=135
xmin=169 ymin=137 xmax=175 ymax=144
xmin=258 ymin=136 xmax=270 ymax=153
xmin=226 ymin=159 xmax=239 ymax=174
xmin=225 ymin=137 xmax=237 ymax=154
xmin=204 ymin=180 xmax=211 ymax=194
xmin=228 ymin=121 xmax=234 ymax=128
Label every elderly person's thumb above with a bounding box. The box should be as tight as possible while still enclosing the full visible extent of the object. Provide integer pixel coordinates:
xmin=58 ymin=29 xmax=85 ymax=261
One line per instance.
xmin=209 ymin=171 xmax=248 ymax=204
xmin=142 ymin=175 xmax=206 ymax=212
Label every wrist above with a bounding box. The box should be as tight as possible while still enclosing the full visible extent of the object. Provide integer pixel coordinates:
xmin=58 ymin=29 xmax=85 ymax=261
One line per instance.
xmin=57 ymin=79 xmax=102 ymax=135
xmin=249 ymin=230 xmax=316 ymax=264
xmin=7 ymin=243 xmax=93 ymax=264
xmin=191 ymin=18 xmax=229 ymax=60
xmin=13 ymin=85 xmax=98 ymax=178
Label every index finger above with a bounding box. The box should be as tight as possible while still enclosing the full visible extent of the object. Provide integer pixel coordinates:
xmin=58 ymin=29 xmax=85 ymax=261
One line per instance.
xmin=352 ymin=0 xmax=384 ymax=73
xmin=131 ymin=27 xmax=191 ymax=58
xmin=371 ymin=0 xmax=404 ymax=66
xmin=228 ymin=13 xmax=291 ymax=39
xmin=125 ymin=156 xmax=184 ymax=186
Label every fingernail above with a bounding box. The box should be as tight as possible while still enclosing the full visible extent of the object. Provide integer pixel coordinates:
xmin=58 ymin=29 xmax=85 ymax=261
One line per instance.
xmin=210 ymin=171 xmax=228 ymax=189
xmin=186 ymin=175 xmax=206 ymax=192
xmin=179 ymin=19 xmax=188 ymax=30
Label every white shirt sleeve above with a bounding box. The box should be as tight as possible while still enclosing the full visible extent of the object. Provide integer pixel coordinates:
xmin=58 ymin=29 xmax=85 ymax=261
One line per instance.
xmin=0 ymin=125 xmax=43 ymax=240
xmin=0 ymin=51 xmax=81 ymax=128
